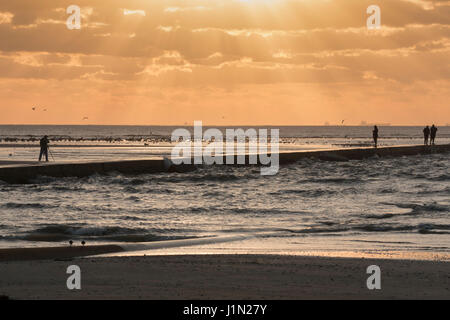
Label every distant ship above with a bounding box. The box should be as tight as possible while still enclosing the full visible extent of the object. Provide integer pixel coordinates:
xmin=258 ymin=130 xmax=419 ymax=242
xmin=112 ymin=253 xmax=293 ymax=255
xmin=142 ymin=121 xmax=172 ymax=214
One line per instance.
xmin=360 ymin=121 xmax=391 ymax=126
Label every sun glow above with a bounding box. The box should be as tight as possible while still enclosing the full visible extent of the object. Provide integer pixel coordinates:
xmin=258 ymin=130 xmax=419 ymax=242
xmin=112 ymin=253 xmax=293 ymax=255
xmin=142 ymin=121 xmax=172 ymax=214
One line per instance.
xmin=0 ymin=0 xmax=448 ymax=125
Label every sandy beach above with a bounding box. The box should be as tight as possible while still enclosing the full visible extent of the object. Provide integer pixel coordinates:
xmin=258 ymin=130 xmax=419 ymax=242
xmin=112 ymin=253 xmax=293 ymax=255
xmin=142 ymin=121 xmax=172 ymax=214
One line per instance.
xmin=0 ymin=251 xmax=448 ymax=300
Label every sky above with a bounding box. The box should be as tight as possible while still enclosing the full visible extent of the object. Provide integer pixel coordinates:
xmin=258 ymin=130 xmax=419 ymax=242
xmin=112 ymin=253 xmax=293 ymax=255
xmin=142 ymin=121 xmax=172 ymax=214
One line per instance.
xmin=0 ymin=0 xmax=449 ymax=125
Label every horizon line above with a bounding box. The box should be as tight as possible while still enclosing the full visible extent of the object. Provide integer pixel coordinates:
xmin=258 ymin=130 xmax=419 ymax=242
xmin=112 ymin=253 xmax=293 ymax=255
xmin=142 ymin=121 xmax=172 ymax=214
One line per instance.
xmin=0 ymin=123 xmax=448 ymax=127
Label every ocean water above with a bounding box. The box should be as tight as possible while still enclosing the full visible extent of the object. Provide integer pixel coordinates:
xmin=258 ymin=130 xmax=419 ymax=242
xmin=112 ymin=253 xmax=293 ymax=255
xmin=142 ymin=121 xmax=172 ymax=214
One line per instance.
xmin=1 ymin=125 xmax=450 ymax=145
xmin=1 ymin=125 xmax=450 ymax=161
xmin=0 ymin=126 xmax=449 ymax=256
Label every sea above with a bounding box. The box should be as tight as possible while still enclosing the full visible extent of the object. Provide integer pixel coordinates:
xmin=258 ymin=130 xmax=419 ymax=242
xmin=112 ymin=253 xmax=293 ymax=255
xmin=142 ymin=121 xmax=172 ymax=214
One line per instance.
xmin=0 ymin=125 xmax=449 ymax=259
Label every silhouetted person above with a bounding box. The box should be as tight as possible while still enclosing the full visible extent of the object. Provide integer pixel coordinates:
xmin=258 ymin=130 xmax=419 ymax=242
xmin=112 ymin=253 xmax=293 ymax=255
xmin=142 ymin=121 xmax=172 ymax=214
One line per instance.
xmin=39 ymin=135 xmax=49 ymax=162
xmin=423 ymin=125 xmax=430 ymax=145
xmin=372 ymin=125 xmax=379 ymax=148
xmin=430 ymin=124 xmax=438 ymax=145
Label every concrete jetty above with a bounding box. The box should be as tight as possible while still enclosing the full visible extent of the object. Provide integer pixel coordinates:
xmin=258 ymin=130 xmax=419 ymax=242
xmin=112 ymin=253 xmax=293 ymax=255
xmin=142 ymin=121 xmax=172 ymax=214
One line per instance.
xmin=0 ymin=144 xmax=449 ymax=183
xmin=278 ymin=143 xmax=450 ymax=163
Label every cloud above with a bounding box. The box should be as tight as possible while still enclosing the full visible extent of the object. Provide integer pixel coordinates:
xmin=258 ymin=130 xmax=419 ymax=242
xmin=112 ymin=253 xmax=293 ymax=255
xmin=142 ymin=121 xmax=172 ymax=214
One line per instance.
xmin=0 ymin=0 xmax=449 ymax=124
xmin=0 ymin=11 xmax=13 ymax=24
xmin=123 ymin=9 xmax=146 ymax=17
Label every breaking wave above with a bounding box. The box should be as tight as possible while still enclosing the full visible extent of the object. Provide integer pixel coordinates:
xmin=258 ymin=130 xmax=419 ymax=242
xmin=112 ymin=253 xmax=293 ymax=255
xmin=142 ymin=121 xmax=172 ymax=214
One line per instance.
xmin=10 ymin=224 xmax=201 ymax=243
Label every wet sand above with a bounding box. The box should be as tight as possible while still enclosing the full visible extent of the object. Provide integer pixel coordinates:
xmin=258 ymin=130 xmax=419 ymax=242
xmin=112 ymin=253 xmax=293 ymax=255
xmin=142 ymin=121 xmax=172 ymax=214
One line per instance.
xmin=0 ymin=245 xmax=124 ymax=262
xmin=0 ymin=253 xmax=448 ymax=299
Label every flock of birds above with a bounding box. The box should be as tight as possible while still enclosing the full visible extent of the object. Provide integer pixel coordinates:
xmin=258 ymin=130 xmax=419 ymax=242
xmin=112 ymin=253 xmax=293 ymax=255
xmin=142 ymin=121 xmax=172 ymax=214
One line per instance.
xmin=32 ymin=106 xmax=89 ymax=121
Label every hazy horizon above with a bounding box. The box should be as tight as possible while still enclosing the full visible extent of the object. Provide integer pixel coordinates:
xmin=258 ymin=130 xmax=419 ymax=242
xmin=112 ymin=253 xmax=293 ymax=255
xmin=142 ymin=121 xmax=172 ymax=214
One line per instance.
xmin=0 ymin=124 xmax=448 ymax=127
xmin=0 ymin=123 xmax=449 ymax=127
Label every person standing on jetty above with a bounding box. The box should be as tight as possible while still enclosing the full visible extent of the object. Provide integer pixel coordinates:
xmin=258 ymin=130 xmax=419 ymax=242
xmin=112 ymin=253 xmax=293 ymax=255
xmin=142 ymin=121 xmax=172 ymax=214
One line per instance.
xmin=372 ymin=125 xmax=379 ymax=148
xmin=39 ymin=135 xmax=49 ymax=162
xmin=430 ymin=124 xmax=438 ymax=145
xmin=423 ymin=125 xmax=430 ymax=145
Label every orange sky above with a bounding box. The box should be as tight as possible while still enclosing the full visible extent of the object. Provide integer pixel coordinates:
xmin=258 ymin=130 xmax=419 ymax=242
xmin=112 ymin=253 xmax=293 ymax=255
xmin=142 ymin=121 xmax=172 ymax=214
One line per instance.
xmin=0 ymin=0 xmax=449 ymax=125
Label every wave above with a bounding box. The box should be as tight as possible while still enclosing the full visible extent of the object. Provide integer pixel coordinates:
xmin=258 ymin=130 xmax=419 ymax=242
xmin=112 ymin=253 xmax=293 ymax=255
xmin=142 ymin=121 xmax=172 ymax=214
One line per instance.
xmin=50 ymin=186 xmax=86 ymax=192
xmin=87 ymin=170 xmax=259 ymax=187
xmin=264 ymin=223 xmax=450 ymax=235
xmin=115 ymin=215 xmax=146 ymax=221
xmin=100 ymin=234 xmax=199 ymax=242
xmin=15 ymin=233 xmax=200 ymax=242
xmin=354 ymin=224 xmax=416 ymax=232
xmin=165 ymin=173 xmax=254 ymax=183
xmin=410 ymin=203 xmax=449 ymax=214
xmin=378 ymin=187 xmax=398 ymax=194
xmin=98 ymin=167 xmax=255 ymax=184
xmin=382 ymin=202 xmax=449 ymax=214
xmin=418 ymin=223 xmax=450 ymax=232
xmin=283 ymin=227 xmax=350 ymax=234
xmin=426 ymin=174 xmax=450 ymax=182
xmin=354 ymin=223 xmax=450 ymax=234
xmin=270 ymin=189 xmax=337 ymax=197
xmin=125 ymin=196 xmax=141 ymax=202
xmin=13 ymin=224 xmax=200 ymax=243
xmin=306 ymin=177 xmax=361 ymax=184
xmin=30 ymin=225 xmax=146 ymax=236
xmin=227 ymin=208 xmax=309 ymax=215
xmin=109 ymin=177 xmax=147 ymax=186
xmin=418 ymin=230 xmax=450 ymax=235
xmin=349 ymin=239 xmax=413 ymax=244
xmin=2 ymin=202 xmax=58 ymax=209
xmin=363 ymin=213 xmax=397 ymax=220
